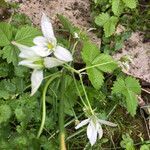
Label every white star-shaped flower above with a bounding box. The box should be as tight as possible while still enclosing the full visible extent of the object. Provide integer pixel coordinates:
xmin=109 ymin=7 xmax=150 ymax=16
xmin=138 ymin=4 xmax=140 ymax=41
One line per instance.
xmin=32 ymin=13 xmax=73 ymax=64
xmin=12 ymin=13 xmax=73 ymax=96
xmin=13 ymin=42 xmax=44 ymax=96
xmin=75 ymin=116 xmax=117 ymax=146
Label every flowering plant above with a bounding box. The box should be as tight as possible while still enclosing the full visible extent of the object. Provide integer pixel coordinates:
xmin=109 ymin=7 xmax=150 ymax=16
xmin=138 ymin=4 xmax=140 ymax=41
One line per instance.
xmin=0 ymin=10 xmax=141 ymax=149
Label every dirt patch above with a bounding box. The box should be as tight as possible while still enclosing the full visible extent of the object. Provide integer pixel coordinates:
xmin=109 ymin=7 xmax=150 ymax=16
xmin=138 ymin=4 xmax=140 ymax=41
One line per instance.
xmin=12 ymin=0 xmax=100 ymax=46
xmin=114 ymin=32 xmax=150 ymax=83
xmin=17 ymin=0 xmax=90 ymax=27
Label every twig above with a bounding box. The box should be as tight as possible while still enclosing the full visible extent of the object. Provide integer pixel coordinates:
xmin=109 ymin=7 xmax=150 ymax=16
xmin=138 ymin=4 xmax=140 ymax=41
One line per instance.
xmin=141 ymin=88 xmax=150 ymax=95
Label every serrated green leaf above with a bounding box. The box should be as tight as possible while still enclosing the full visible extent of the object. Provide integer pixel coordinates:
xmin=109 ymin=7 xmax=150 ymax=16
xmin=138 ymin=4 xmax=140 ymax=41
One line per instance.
xmin=120 ymin=134 xmax=135 ymax=150
xmin=15 ymin=108 xmax=26 ymax=122
xmin=2 ymin=45 xmax=19 ymax=66
xmin=0 ymin=79 xmax=16 ymax=93
xmin=15 ymin=26 xmax=41 ymax=46
xmin=0 ymin=90 xmax=9 ymax=99
xmin=112 ymin=0 xmax=124 ymax=16
xmin=82 ymin=42 xmax=117 ymax=89
xmin=14 ymin=66 xmax=29 ymax=77
xmin=104 ymin=16 xmax=118 ymax=37
xmin=95 ymin=13 xmax=110 ymax=26
xmin=12 ymin=78 xmax=25 ymax=94
xmin=0 ymin=63 xmax=9 ymax=77
xmin=0 ymin=79 xmax=17 ymax=99
xmin=92 ymin=54 xmax=118 ymax=72
xmin=112 ymin=77 xmax=141 ymax=116
xmin=0 ymin=104 xmax=11 ymax=123
xmin=82 ymin=41 xmax=100 ymax=64
xmin=112 ymin=78 xmax=126 ymax=94
xmin=87 ymin=68 xmax=104 ymax=89
xmin=0 ymin=23 xmax=12 ymax=46
xmin=125 ymin=90 xmax=138 ymax=116
xmin=125 ymin=77 xmax=141 ymax=94
xmin=122 ymin=0 xmax=137 ymax=9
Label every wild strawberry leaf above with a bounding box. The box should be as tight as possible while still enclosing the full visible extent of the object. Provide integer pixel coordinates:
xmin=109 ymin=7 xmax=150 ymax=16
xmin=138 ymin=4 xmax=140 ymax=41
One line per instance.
xmin=122 ymin=0 xmax=137 ymax=9
xmin=112 ymin=77 xmax=141 ymax=116
xmin=82 ymin=41 xmax=117 ymax=89
xmin=112 ymin=0 xmax=124 ymax=16
xmin=2 ymin=45 xmax=19 ymax=66
xmin=15 ymin=26 xmax=41 ymax=46
xmin=0 ymin=23 xmax=12 ymax=46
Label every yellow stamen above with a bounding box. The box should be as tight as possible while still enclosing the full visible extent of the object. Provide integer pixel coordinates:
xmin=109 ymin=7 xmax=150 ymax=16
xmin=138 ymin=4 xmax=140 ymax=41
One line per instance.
xmin=47 ymin=43 xmax=54 ymax=49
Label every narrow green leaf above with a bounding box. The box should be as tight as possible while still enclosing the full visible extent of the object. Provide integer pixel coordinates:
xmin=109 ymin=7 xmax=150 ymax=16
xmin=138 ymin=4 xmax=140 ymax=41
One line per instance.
xmin=15 ymin=26 xmax=41 ymax=46
xmin=103 ymin=16 xmax=118 ymax=37
xmin=0 ymin=23 xmax=12 ymax=46
xmin=122 ymin=0 xmax=137 ymax=9
xmin=95 ymin=13 xmax=110 ymax=26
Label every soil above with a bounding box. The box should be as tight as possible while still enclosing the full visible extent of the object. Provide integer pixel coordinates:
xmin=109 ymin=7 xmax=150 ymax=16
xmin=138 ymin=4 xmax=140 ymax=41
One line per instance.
xmin=10 ymin=0 xmax=101 ymax=46
xmin=114 ymin=32 xmax=150 ymax=83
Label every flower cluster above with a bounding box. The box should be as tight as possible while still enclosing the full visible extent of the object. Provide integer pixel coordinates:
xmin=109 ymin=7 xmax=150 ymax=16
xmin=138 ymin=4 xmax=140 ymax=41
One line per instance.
xmin=13 ymin=13 xmax=73 ymax=96
xmin=75 ymin=115 xmax=117 ymax=145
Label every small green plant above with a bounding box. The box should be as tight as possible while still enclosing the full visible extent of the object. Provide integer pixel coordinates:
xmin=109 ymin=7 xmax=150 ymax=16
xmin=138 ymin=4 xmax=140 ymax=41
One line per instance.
xmin=94 ymin=0 xmax=137 ymax=37
xmin=120 ymin=134 xmax=150 ymax=150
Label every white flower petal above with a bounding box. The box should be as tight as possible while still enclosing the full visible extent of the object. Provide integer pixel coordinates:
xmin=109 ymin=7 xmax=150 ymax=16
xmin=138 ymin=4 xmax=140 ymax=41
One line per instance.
xmin=87 ymin=120 xmax=97 ymax=146
xmin=19 ymin=60 xmax=41 ymax=69
xmin=98 ymin=119 xmax=117 ymax=127
xmin=41 ymin=13 xmax=56 ymax=41
xmin=31 ymin=69 xmax=43 ymax=96
xmin=13 ymin=42 xmax=37 ymax=58
xmin=54 ymin=46 xmax=73 ymax=62
xmin=33 ymin=36 xmax=48 ymax=46
xmin=31 ymin=46 xmax=52 ymax=57
xmin=44 ymin=57 xmax=64 ymax=68
xmin=97 ymin=123 xmax=103 ymax=139
xmin=75 ymin=119 xmax=90 ymax=129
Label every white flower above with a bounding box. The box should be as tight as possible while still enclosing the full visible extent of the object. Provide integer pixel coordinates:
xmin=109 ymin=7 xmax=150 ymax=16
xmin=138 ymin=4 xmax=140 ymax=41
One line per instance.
xmin=12 ymin=13 xmax=73 ymax=95
xmin=32 ymin=13 xmax=73 ymax=64
xmin=12 ymin=42 xmax=44 ymax=96
xmin=75 ymin=116 xmax=117 ymax=146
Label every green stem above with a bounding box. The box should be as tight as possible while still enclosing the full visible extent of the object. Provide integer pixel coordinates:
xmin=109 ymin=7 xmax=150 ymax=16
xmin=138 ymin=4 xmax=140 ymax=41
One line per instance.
xmin=59 ymin=72 xmax=66 ymax=150
xmin=71 ymin=41 xmax=78 ymax=56
xmin=37 ymin=73 xmax=61 ymax=138
xmin=79 ymin=61 xmax=114 ymax=72
xmin=72 ymin=72 xmax=88 ymax=109
xmin=63 ymin=64 xmax=79 ymax=74
xmin=79 ymin=74 xmax=94 ymax=115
